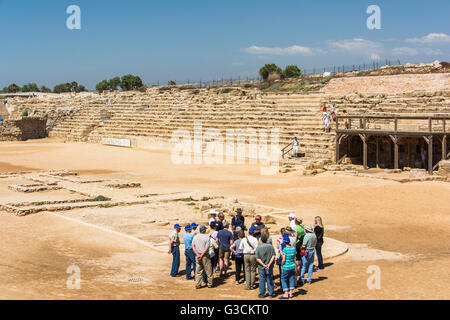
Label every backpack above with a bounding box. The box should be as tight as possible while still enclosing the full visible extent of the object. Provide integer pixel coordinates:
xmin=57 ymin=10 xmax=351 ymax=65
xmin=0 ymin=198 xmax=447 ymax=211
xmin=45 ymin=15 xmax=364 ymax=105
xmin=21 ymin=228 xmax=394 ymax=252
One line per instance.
xmin=277 ymin=242 xmax=287 ymax=265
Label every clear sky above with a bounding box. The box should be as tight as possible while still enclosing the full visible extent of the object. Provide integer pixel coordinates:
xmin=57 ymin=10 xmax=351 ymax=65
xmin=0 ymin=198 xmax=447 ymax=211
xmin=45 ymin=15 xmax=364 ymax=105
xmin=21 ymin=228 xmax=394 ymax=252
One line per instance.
xmin=0 ymin=0 xmax=449 ymax=89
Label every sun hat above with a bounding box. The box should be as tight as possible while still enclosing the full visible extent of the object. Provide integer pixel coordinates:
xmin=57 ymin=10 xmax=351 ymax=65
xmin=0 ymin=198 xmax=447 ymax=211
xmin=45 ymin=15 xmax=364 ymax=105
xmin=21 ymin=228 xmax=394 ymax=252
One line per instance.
xmin=174 ymin=224 xmax=182 ymax=229
xmin=209 ymin=209 xmax=218 ymax=215
xmin=282 ymin=234 xmax=290 ymax=243
xmin=288 ymin=213 xmax=296 ymax=219
xmin=190 ymin=222 xmax=199 ymax=228
xmin=235 ymin=226 xmax=242 ymax=232
xmin=304 ymin=225 xmax=314 ymax=233
xmin=199 ymin=225 xmax=207 ymax=233
xmin=248 ymin=227 xmax=255 ymax=234
xmin=184 ymin=224 xmax=192 ymax=231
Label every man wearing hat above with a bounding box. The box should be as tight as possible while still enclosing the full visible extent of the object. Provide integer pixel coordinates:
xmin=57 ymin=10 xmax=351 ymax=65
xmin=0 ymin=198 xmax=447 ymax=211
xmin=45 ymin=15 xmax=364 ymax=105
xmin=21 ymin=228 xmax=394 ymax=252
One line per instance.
xmin=190 ymin=222 xmax=199 ymax=236
xmin=231 ymin=208 xmax=245 ymax=238
xmin=183 ymin=224 xmax=196 ymax=280
xmin=238 ymin=227 xmax=259 ymax=290
xmin=288 ymin=213 xmax=297 ymax=230
xmin=169 ymin=224 xmax=182 ymax=277
xmin=300 ymin=225 xmax=317 ymax=285
xmin=208 ymin=209 xmax=218 ymax=227
xmin=192 ymin=225 xmax=214 ymax=288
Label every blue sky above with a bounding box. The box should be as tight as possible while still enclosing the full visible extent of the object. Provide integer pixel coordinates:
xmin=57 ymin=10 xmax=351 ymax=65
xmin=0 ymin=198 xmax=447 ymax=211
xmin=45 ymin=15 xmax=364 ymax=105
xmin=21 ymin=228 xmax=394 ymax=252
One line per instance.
xmin=0 ymin=0 xmax=449 ymax=89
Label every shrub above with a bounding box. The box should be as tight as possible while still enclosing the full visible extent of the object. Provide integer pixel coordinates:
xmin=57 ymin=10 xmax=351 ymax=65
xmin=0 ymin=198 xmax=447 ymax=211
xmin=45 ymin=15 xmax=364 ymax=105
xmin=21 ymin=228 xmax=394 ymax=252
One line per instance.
xmin=168 ymin=80 xmax=176 ymax=86
xmin=220 ymin=88 xmax=232 ymax=94
xmin=284 ymin=65 xmax=302 ymax=78
xmin=89 ymin=195 xmax=110 ymax=202
xmin=259 ymin=64 xmax=282 ymax=81
xmin=22 ymin=109 xmax=30 ymax=117
xmin=244 ymin=83 xmax=252 ymax=88
xmin=22 ymin=82 xmax=40 ymax=92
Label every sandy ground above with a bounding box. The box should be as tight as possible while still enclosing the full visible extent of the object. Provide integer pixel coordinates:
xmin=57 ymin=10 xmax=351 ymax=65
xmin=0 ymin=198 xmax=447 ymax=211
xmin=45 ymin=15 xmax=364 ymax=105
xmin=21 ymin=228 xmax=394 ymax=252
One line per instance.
xmin=0 ymin=139 xmax=449 ymax=300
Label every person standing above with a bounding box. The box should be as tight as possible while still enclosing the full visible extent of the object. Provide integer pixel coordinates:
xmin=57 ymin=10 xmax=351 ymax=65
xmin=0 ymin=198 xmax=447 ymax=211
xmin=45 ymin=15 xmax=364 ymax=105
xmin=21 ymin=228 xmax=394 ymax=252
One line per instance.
xmin=192 ymin=226 xmax=214 ymax=289
xmin=292 ymin=137 xmax=299 ymax=157
xmin=287 ymin=213 xmax=297 ymax=230
xmin=231 ymin=208 xmax=245 ymax=235
xmin=250 ymin=215 xmax=265 ymax=241
xmin=230 ymin=229 xmax=246 ymax=285
xmin=300 ymin=225 xmax=317 ymax=285
xmin=216 ymin=212 xmax=226 ymax=231
xmin=294 ymin=218 xmax=304 ymax=263
xmin=255 ymin=234 xmax=276 ymax=298
xmin=217 ymin=222 xmax=234 ymax=276
xmin=190 ymin=222 xmax=199 ymax=236
xmin=208 ymin=209 xmax=218 ymax=227
xmin=239 ymin=227 xmax=259 ymax=290
xmin=280 ymin=234 xmax=296 ymax=299
xmin=168 ymin=224 xmax=181 ymax=277
xmin=314 ymin=216 xmax=325 ymax=270
xmin=183 ymin=224 xmax=196 ymax=280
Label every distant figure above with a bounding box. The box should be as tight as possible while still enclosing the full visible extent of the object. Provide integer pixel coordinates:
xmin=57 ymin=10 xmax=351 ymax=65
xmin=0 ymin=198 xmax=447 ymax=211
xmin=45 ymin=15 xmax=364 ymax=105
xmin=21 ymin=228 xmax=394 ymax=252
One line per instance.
xmin=324 ymin=113 xmax=331 ymax=132
xmin=421 ymin=147 xmax=427 ymax=170
xmin=280 ymin=234 xmax=296 ymax=299
xmin=255 ymin=234 xmax=276 ymax=298
xmin=183 ymin=224 xmax=196 ymax=280
xmin=250 ymin=215 xmax=265 ymax=240
xmin=300 ymin=225 xmax=317 ymax=285
xmin=239 ymin=227 xmax=259 ymax=290
xmin=168 ymin=224 xmax=182 ymax=277
xmin=322 ymin=104 xmax=327 ymax=116
xmin=230 ymin=229 xmax=246 ymax=285
xmin=331 ymin=105 xmax=337 ymax=122
xmin=292 ymin=137 xmax=299 ymax=157
xmin=192 ymin=225 xmax=214 ymax=288
xmin=217 ymin=222 xmax=234 ymax=276
xmin=314 ymin=216 xmax=325 ymax=270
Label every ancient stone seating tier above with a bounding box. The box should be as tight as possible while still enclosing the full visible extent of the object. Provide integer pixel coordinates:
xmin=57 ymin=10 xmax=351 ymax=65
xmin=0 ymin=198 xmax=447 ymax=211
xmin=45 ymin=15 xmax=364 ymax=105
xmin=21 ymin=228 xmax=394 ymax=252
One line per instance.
xmin=5 ymin=89 xmax=450 ymax=163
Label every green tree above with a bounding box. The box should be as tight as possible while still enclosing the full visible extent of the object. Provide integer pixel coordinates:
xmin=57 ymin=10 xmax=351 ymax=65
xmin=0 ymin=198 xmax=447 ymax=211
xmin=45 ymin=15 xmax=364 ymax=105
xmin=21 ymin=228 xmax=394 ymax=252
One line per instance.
xmin=6 ymin=84 xmax=21 ymax=93
xmin=259 ymin=64 xmax=283 ymax=81
xmin=40 ymin=86 xmax=51 ymax=93
xmin=95 ymin=80 xmax=110 ymax=93
xmin=120 ymin=74 xmax=144 ymax=91
xmin=22 ymin=82 xmax=40 ymax=92
xmin=284 ymin=65 xmax=302 ymax=78
xmin=168 ymin=80 xmax=176 ymax=86
xmin=108 ymin=77 xmax=121 ymax=91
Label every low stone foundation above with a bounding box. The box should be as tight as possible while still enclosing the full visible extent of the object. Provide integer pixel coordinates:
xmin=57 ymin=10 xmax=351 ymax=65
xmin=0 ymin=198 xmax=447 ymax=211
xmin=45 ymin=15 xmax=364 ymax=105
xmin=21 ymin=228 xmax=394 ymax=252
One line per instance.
xmin=0 ymin=117 xmax=47 ymax=141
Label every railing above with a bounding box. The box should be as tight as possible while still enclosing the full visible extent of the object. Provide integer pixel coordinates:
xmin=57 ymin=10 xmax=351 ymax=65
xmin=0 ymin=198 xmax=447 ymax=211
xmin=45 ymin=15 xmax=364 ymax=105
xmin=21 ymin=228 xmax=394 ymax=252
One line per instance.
xmin=281 ymin=142 xmax=293 ymax=159
xmin=336 ymin=115 xmax=449 ymax=136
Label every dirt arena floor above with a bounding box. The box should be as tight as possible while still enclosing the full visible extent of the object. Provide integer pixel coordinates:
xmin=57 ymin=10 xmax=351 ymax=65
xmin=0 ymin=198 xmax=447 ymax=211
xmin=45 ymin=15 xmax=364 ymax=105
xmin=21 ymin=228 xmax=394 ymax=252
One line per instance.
xmin=0 ymin=139 xmax=449 ymax=300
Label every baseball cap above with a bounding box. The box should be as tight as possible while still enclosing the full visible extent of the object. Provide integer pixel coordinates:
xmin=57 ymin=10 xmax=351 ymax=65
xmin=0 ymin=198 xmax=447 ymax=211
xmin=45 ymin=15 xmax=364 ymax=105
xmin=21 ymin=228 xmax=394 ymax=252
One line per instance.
xmin=190 ymin=222 xmax=199 ymax=228
xmin=288 ymin=213 xmax=296 ymax=219
xmin=174 ymin=224 xmax=182 ymax=229
xmin=199 ymin=225 xmax=207 ymax=233
xmin=282 ymin=234 xmax=290 ymax=243
xmin=184 ymin=224 xmax=192 ymax=231
xmin=248 ymin=227 xmax=255 ymax=234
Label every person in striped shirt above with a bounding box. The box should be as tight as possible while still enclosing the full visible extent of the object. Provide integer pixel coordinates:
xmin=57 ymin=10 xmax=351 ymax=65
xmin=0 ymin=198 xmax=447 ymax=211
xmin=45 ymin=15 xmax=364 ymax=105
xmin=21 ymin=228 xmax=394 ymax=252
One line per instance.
xmin=280 ymin=234 xmax=296 ymax=299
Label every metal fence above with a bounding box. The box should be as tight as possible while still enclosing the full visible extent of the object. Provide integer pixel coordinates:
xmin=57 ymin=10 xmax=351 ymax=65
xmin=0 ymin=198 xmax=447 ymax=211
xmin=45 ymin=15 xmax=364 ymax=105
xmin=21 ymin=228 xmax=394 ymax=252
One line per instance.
xmin=149 ymin=59 xmax=402 ymax=88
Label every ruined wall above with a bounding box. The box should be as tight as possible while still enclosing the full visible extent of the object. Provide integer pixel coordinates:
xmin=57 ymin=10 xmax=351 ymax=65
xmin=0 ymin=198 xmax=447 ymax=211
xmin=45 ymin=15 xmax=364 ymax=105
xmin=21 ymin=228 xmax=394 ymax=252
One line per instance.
xmin=0 ymin=117 xmax=48 ymax=141
xmin=321 ymin=73 xmax=450 ymax=94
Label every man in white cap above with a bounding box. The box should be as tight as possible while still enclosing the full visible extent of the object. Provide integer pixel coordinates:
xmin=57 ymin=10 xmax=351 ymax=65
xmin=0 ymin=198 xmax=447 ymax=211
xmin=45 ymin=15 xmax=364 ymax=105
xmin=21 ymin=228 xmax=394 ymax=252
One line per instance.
xmin=288 ymin=213 xmax=297 ymax=230
xmin=209 ymin=209 xmax=218 ymax=227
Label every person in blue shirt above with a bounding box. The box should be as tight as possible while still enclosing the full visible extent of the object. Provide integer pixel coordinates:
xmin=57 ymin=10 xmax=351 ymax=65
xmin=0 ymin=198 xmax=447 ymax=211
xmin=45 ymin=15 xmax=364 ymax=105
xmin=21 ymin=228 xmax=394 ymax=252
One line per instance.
xmin=183 ymin=224 xmax=196 ymax=280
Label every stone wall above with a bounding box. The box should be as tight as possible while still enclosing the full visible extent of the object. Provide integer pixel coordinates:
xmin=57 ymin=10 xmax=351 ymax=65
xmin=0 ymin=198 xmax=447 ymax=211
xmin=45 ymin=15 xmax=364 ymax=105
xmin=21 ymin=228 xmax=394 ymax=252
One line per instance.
xmin=321 ymin=73 xmax=450 ymax=94
xmin=0 ymin=117 xmax=48 ymax=141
